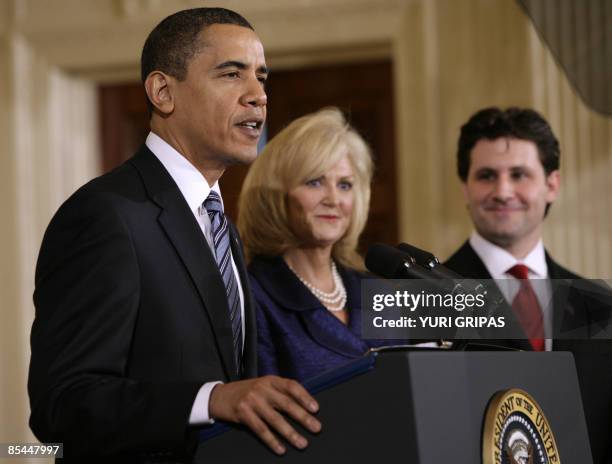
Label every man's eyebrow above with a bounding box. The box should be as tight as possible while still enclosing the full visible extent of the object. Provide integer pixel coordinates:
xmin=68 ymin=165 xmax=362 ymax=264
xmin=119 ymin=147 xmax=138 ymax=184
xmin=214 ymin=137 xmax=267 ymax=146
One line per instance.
xmin=214 ymin=61 xmax=269 ymax=75
xmin=215 ymin=60 xmax=247 ymax=70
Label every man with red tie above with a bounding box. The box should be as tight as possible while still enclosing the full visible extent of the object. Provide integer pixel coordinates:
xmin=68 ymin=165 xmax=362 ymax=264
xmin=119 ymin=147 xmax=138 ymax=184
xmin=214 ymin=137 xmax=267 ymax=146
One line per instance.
xmin=444 ymin=106 xmax=612 ymax=463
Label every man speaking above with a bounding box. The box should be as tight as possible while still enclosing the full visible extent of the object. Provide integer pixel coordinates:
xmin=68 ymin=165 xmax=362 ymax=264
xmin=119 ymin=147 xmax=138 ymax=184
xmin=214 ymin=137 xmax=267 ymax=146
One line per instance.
xmin=28 ymin=8 xmax=320 ymax=462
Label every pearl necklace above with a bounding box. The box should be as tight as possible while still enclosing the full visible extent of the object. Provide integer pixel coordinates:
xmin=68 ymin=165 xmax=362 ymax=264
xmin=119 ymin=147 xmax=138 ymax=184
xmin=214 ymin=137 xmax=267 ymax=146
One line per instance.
xmin=287 ymin=261 xmax=347 ymax=312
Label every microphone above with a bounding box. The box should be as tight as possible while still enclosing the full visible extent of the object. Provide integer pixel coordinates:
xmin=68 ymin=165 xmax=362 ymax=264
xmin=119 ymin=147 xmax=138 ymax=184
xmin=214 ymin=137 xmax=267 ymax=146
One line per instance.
xmin=397 ymin=242 xmax=443 ymax=272
xmin=365 ymin=243 xmax=433 ymax=280
xmin=397 ymin=242 xmax=487 ymax=296
xmin=365 ymin=243 xmax=453 ymax=348
xmin=396 ymin=242 xmax=524 ymax=349
xmin=366 ymin=243 xmax=477 ymax=350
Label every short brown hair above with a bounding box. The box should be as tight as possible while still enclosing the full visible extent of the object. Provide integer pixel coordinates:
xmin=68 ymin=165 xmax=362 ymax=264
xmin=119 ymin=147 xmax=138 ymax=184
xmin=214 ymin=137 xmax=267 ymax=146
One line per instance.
xmin=457 ymin=106 xmax=560 ymax=181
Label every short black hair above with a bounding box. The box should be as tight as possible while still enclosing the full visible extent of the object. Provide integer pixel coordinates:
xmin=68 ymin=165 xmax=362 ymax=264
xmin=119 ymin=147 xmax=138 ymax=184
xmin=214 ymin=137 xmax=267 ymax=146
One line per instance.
xmin=141 ymin=8 xmax=253 ymax=108
xmin=456 ymin=107 xmax=560 ymax=182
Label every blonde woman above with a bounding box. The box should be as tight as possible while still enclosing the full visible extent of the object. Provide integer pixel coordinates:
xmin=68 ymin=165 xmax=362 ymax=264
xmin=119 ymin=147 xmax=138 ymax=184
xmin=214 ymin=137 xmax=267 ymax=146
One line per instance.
xmin=238 ymin=107 xmax=389 ymax=382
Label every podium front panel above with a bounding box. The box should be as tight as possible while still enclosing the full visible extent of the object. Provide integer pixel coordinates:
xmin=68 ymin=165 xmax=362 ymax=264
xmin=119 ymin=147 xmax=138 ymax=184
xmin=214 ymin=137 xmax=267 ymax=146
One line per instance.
xmin=195 ymin=351 xmax=591 ymax=463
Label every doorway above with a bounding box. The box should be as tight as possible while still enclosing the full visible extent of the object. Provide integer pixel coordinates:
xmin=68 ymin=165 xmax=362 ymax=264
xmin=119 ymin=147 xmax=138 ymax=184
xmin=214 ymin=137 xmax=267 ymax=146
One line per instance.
xmin=98 ymin=60 xmax=397 ymax=253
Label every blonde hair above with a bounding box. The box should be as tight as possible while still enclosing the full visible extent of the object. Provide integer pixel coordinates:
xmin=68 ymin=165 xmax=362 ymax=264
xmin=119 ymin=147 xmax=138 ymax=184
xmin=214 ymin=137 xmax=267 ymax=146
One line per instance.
xmin=238 ymin=107 xmax=373 ymax=269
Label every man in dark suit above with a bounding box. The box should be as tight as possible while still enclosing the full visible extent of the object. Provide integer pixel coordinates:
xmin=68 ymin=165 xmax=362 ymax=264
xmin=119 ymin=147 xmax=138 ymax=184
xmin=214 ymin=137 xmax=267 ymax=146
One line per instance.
xmin=28 ymin=8 xmax=320 ymax=462
xmin=445 ymin=107 xmax=612 ymax=463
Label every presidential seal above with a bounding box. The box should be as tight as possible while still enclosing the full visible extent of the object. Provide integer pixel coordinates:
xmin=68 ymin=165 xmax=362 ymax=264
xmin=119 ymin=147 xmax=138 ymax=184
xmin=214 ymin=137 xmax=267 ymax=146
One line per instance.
xmin=483 ymin=389 xmax=560 ymax=464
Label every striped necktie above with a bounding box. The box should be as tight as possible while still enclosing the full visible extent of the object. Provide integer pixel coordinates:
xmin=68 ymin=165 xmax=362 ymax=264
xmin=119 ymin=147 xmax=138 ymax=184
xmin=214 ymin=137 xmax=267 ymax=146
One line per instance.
xmin=204 ymin=191 xmax=242 ymax=373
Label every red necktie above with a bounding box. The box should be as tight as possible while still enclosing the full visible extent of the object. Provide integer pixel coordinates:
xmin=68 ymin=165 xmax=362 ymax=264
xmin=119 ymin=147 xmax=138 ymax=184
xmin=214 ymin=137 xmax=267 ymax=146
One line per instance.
xmin=506 ymin=264 xmax=544 ymax=351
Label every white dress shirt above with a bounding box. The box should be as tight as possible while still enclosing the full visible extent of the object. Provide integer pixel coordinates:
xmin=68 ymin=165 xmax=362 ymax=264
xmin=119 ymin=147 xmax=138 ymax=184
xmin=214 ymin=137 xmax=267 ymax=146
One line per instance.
xmin=469 ymin=231 xmax=553 ymax=351
xmin=146 ymin=132 xmax=245 ymax=424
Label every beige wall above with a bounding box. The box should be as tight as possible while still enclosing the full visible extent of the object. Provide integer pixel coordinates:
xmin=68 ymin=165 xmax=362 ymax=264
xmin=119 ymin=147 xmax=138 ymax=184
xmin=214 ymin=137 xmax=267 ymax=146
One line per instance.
xmin=1 ymin=2 xmax=100 ymax=460
xmin=395 ymin=0 xmax=612 ymax=276
xmin=1 ymin=0 xmax=610 ymax=458
xmin=396 ymin=0 xmax=536 ymax=255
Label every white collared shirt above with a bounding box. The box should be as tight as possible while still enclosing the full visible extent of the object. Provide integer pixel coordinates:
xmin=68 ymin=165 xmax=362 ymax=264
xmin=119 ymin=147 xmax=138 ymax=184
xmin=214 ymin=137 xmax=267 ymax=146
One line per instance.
xmin=469 ymin=231 xmax=553 ymax=350
xmin=146 ymin=132 xmax=245 ymax=424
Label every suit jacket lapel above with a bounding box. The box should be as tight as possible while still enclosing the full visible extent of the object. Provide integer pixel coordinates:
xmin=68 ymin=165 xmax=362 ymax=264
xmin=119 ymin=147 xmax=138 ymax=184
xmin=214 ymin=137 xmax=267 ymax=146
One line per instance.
xmin=445 ymin=241 xmax=533 ymax=351
xmin=130 ymin=146 xmax=238 ymax=380
xmin=250 ymin=256 xmax=368 ymax=357
xmin=301 ymin=265 xmax=368 ymax=358
xmin=546 ymin=253 xmax=590 ymax=348
xmin=445 ymin=241 xmax=492 ymax=280
xmin=228 ymin=222 xmax=258 ymax=378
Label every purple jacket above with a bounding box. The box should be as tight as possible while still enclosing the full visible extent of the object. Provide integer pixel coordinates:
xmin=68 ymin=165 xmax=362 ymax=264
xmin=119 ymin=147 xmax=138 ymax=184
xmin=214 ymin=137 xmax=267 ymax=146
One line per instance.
xmin=249 ymin=255 xmax=388 ymax=382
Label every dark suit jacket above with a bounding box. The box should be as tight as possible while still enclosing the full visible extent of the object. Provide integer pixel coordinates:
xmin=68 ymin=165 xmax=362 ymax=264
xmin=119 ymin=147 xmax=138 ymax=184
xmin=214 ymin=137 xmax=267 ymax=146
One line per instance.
xmin=446 ymin=240 xmax=612 ymax=464
xmin=250 ymin=255 xmax=390 ymax=383
xmin=28 ymin=146 xmax=257 ymax=462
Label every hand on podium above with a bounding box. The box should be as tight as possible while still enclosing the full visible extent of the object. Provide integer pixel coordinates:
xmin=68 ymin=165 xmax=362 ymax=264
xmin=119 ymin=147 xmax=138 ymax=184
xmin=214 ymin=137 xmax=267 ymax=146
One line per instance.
xmin=209 ymin=376 xmax=322 ymax=455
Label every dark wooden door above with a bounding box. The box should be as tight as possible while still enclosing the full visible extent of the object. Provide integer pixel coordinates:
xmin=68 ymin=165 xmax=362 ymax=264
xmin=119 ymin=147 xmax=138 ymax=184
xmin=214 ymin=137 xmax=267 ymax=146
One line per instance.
xmin=98 ymin=60 xmax=397 ymax=253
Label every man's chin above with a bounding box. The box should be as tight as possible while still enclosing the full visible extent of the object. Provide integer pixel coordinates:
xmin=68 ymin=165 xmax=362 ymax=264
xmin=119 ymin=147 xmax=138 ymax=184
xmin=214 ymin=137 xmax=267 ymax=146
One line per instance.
xmin=478 ymin=228 xmax=519 ymax=248
xmin=224 ymin=148 xmax=259 ymax=166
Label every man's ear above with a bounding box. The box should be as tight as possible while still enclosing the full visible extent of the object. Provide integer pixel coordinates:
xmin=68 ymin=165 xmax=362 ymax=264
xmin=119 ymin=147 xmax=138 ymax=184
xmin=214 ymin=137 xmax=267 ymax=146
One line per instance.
xmin=144 ymin=71 xmax=175 ymax=115
xmin=545 ymin=169 xmax=560 ymax=203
